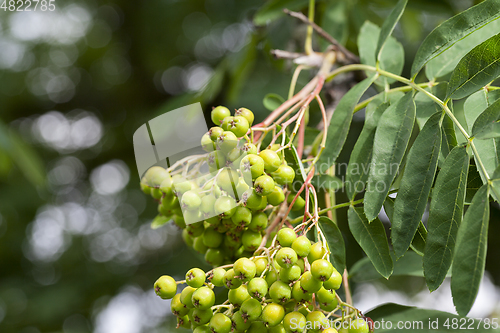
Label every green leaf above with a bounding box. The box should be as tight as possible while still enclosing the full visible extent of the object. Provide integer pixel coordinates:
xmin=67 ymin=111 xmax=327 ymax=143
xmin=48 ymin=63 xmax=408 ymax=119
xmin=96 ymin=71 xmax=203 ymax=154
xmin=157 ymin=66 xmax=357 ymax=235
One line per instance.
xmin=366 ymin=303 xmax=493 ymax=333
xmin=464 ymin=89 xmax=500 ymax=180
xmin=392 ymin=112 xmax=441 ymax=258
xmin=491 ymin=165 xmax=500 ymax=201
xmin=358 ymin=21 xmax=404 ymax=87
xmin=472 ymin=97 xmax=500 ymax=137
xmin=263 ymin=93 xmax=286 ymax=112
xmin=426 ymin=18 xmax=500 ymax=80
xmin=318 ymin=217 xmax=345 ymax=274
xmin=466 ymin=165 xmax=484 ymax=204
xmin=414 ymin=83 xmax=448 ymax=130
xmin=318 ymin=75 xmax=377 ymax=172
xmin=451 ymin=185 xmax=490 ymax=316
xmin=474 ymin=121 xmax=500 ymax=139
xmin=375 ymin=0 xmax=407 ymax=61
xmin=384 ymin=194 xmax=427 ymax=256
xmin=423 ymin=145 xmax=469 ymax=291
xmin=350 ymin=251 xmax=428 ymax=282
xmin=151 ymin=215 xmax=171 ymax=229
xmin=411 ymin=0 xmax=500 ymax=77
xmin=446 ymin=33 xmax=500 ymax=100
xmin=253 ymin=0 xmax=309 ymax=26
xmin=365 ymin=92 xmax=416 ymax=221
xmin=348 ymin=206 xmax=393 ymax=279
xmin=346 ymin=102 xmax=390 ymax=201
xmin=440 ymin=113 xmax=457 ymax=165
xmin=310 ymin=174 xmax=343 ymax=191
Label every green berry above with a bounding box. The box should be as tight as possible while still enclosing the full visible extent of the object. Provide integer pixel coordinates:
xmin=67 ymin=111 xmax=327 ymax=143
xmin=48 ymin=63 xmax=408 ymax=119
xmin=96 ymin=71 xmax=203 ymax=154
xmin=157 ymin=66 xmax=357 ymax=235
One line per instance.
xmin=193 ymin=236 xmax=209 ymax=254
xmin=269 ymin=281 xmax=292 ymax=304
xmin=231 ymin=206 xmax=253 ymax=229
xmin=205 ymin=248 xmax=224 ymax=267
xmin=154 ymin=275 xmax=177 ymax=299
xmin=201 ymin=133 xmax=214 ymax=152
xmin=181 ymin=191 xmax=202 ymax=210
xmin=228 ymin=284 xmax=251 ymax=307
xmin=234 ymin=257 xmax=257 ymax=281
xmin=223 ymin=269 xmax=242 ymax=289
xmin=291 ymin=281 xmax=311 ymax=302
xmin=267 ymin=186 xmax=285 ymax=206
xmin=248 ymin=211 xmax=268 ymax=232
xmin=235 ymin=107 xmax=255 ymax=126
xmin=216 ymin=131 xmax=238 ymax=153
xmin=265 ymin=270 xmax=278 ymax=286
xmin=242 ymin=230 xmax=262 ymax=252
xmin=306 ymin=311 xmax=328 ymax=333
xmin=291 ymin=236 xmax=311 ymax=258
xmin=300 ymin=271 xmax=322 ymax=293
xmin=311 ymin=259 xmax=334 ymax=282
xmin=221 ymin=116 xmax=233 ymax=131
xmin=275 ymin=247 xmax=298 ymax=268
xmin=210 ymin=313 xmax=232 ymax=333
xmin=347 ymin=319 xmax=369 ymax=333
xmin=180 ymin=286 xmax=197 ymax=308
xmin=248 ymin=277 xmax=268 ymax=299
xmin=323 ymin=269 xmax=342 ymax=290
xmin=271 ymin=165 xmax=295 ymax=185
xmin=183 ymin=228 xmax=194 ymax=247
xmin=193 ymin=325 xmax=211 ymax=333
xmin=159 ymin=176 xmax=174 ymax=196
xmin=171 ymin=293 xmax=189 ymax=316
xmin=261 ymin=303 xmax=285 ymax=327
xmin=214 ymin=196 xmax=237 ymax=218
xmin=200 ymin=194 xmax=217 ymax=216
xmin=253 ymin=257 xmax=268 ymax=276
xmin=269 ymin=324 xmax=286 ymax=333
xmin=259 ymin=150 xmax=281 ymax=173
xmin=316 ymin=287 xmax=337 ymax=307
xmin=216 ymin=168 xmax=238 ymax=193
xmin=283 ymin=312 xmax=306 ymax=333
xmin=191 ymin=308 xmax=213 ymax=325
xmin=241 ymin=142 xmax=258 ymax=155
xmin=228 ymin=115 xmax=250 ymax=138
xmin=277 ymin=228 xmax=297 ymax=247
xmin=211 ymin=106 xmax=231 ymax=126
xmin=207 ymin=151 xmax=226 ymax=170
xmin=203 ymin=227 xmax=223 ymax=248
xmin=208 ymin=267 xmax=226 ymax=287
xmin=287 ymin=194 xmax=305 ymax=211
xmin=186 ymin=268 xmax=206 ymax=288
xmin=240 ymin=298 xmax=263 ymax=322
xmin=144 ymin=166 xmax=169 ymax=187
xmin=279 ymin=264 xmax=301 ymax=283
xmin=243 ymin=189 xmax=266 ymax=210
xmin=151 ymin=187 xmax=163 ymax=200
xmin=307 ymin=242 xmax=326 ymax=263
xmin=177 ymin=315 xmax=191 ymax=329
xmin=231 ymin=311 xmax=251 ymax=331
xmin=192 ymin=286 xmax=215 ymax=310
xmin=187 ymin=221 xmax=204 ymax=237
xmin=209 ymin=126 xmax=224 ymax=141
xmin=240 ymin=154 xmax=265 ymax=179
xmin=140 ymin=177 xmax=151 ymax=195
xmin=254 ymin=175 xmax=275 ymax=196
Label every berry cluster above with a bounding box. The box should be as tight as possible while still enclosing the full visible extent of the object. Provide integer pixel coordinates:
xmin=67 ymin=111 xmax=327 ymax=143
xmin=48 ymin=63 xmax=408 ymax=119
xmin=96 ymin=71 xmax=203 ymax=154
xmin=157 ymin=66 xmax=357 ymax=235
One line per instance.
xmin=141 ymin=107 xmax=370 ymax=332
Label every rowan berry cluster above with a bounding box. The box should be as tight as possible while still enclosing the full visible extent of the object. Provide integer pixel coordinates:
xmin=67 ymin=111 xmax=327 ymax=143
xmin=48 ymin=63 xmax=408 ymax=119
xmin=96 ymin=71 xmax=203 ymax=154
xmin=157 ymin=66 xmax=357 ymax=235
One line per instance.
xmin=141 ymin=107 xmax=370 ymax=333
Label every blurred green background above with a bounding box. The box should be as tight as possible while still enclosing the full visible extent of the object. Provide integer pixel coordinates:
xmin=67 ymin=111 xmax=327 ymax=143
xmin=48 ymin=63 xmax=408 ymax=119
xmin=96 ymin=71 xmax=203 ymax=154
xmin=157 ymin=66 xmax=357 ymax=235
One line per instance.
xmin=0 ymin=0 xmax=499 ymax=332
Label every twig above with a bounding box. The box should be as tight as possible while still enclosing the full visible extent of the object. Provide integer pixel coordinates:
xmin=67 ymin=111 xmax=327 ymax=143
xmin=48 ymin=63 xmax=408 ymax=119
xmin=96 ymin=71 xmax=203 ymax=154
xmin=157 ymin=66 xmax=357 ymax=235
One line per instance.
xmin=283 ymin=9 xmax=359 ymax=64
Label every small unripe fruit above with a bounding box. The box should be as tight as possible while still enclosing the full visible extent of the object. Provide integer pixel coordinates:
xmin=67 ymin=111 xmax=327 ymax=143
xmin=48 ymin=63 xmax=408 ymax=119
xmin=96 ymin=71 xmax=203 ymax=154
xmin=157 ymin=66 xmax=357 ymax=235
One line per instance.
xmin=287 ymin=193 xmax=305 ymax=211
xmin=223 ymin=269 xmax=242 ymax=289
xmin=277 ymin=228 xmax=297 ymax=247
xmin=216 ymin=131 xmax=238 ymax=152
xmin=192 ymin=286 xmax=215 ymax=310
xmin=279 ymin=264 xmax=301 ymax=283
xmin=221 ymin=116 xmax=233 ymax=131
xmin=269 ymin=280 xmax=292 ymax=304
xmin=348 ymin=319 xmax=370 ymax=333
xmin=228 ymin=115 xmax=250 ymax=138
xmin=201 ymin=133 xmax=214 ymax=152
xmin=267 ymin=186 xmax=285 ymax=206
xmin=291 ymin=281 xmax=311 ymax=302
xmin=180 ymin=286 xmax=196 ymax=308
xmin=291 ymin=236 xmax=311 ymax=258
xmin=306 ymin=311 xmax=328 ymax=333
xmin=241 ymin=142 xmax=258 ymax=155
xmin=228 ymin=284 xmax=251 ymax=307
xmin=242 ymin=230 xmax=262 ymax=252
xmin=231 ymin=311 xmax=251 ymax=331
xmin=209 ymin=126 xmax=224 ymax=141
xmin=214 ymin=196 xmax=237 ymax=218
xmin=261 ymin=303 xmax=285 ymax=327
xmin=240 ymin=154 xmax=265 ymax=179
xmin=283 ymin=312 xmax=306 ymax=333
xmin=316 ymin=287 xmax=337 ymax=308
xmin=208 ymin=267 xmax=226 ymax=287
xmin=300 ymin=271 xmax=322 ymax=293
xmin=144 ymin=166 xmax=169 ymax=187
xmin=171 ymin=293 xmax=189 ymax=316
xmin=203 ymin=227 xmax=223 ymax=248
xmin=242 ymin=189 xmax=266 ymax=210
xmin=235 ymin=107 xmax=254 ymax=126
xmin=323 ymin=269 xmax=342 ymax=290
xmin=210 ymin=313 xmax=232 ymax=333
xmin=247 ymin=277 xmax=268 ymax=299
xmin=211 ymin=106 xmax=231 ymax=126
xmin=254 ymin=175 xmax=275 ymax=196
xmin=216 ymin=168 xmax=239 ymax=193
xmin=254 ymin=257 xmax=268 ymax=276
xmin=207 ymin=151 xmax=226 ymax=170
xmin=240 ymin=298 xmax=262 ymax=322
xmin=205 ymin=248 xmax=224 ymax=266
xmin=259 ymin=149 xmax=281 ymax=173
xmin=234 ymin=257 xmax=257 ymax=281
xmin=248 ymin=211 xmax=268 ymax=232
xmin=181 ymin=190 xmax=202 ymax=210
xmin=308 ymin=242 xmax=327 ymax=263
xmin=272 ymin=165 xmax=295 ymax=185
xmin=275 ymin=247 xmax=298 ymax=268
xmin=311 ymin=259 xmax=334 ymax=282
xmin=191 ymin=308 xmax=213 ymax=325
xmin=154 ymin=275 xmax=177 ymax=299
xmin=231 ymin=206 xmax=253 ymax=229
xmin=186 ymin=268 xmax=206 ymax=288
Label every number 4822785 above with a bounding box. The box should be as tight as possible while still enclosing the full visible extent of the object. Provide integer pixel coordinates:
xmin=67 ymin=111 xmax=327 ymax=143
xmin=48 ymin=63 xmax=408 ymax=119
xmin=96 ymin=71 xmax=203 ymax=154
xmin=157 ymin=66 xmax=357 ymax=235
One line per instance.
xmin=1 ymin=0 xmax=56 ymax=11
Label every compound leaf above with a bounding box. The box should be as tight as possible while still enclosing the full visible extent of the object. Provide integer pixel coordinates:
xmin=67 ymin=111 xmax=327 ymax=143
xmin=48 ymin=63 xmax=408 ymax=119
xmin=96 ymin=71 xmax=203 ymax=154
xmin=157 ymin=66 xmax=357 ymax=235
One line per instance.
xmin=318 ymin=217 xmax=346 ymax=274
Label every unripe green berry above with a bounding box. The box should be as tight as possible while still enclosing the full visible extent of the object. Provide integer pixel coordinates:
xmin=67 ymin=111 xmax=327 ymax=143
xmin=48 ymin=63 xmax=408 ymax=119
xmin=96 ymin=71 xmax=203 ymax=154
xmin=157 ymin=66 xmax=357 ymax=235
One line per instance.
xmin=216 ymin=131 xmax=238 ymax=153
xmin=311 ymin=259 xmax=334 ymax=282
xmin=191 ymin=308 xmax=213 ymax=325
xmin=210 ymin=313 xmax=232 ymax=333
xmin=187 ymin=221 xmax=204 ymax=237
xmin=228 ymin=284 xmax=250 ymax=307
xmin=151 ymin=187 xmax=163 ymax=200
xmin=316 ymin=287 xmax=337 ymax=307
xmin=248 ymin=211 xmax=268 ymax=232
xmin=277 ymin=228 xmax=297 ymax=247
xmin=348 ymin=319 xmax=369 ymax=333
xmin=269 ymin=324 xmax=286 ymax=333
xmin=291 ymin=236 xmax=311 ymax=258
xmin=279 ymin=264 xmax=301 ymax=283
xmin=275 ymin=247 xmax=298 ymax=268
xmin=231 ymin=311 xmax=251 ymax=331
xmin=203 ymin=227 xmax=223 ymax=248
xmin=248 ymin=277 xmax=268 ymax=299
xmin=254 ymin=175 xmax=275 ymax=196
xmin=228 ymin=115 xmax=250 ymax=138
xmin=300 ymin=271 xmax=322 ymax=293
xmin=240 ymin=154 xmax=265 ymax=180
xmin=271 ymin=165 xmax=295 ymax=185
xmin=265 ymin=270 xmax=278 ymax=286
xmin=154 ymin=275 xmax=177 ymax=299
xmin=208 ymin=267 xmax=226 ymax=287
xmin=261 ymin=303 xmax=285 ymax=327
xmin=240 ymin=298 xmax=263 ymax=322
xmin=207 ymin=151 xmax=226 ymax=170
xmin=192 ymin=286 xmax=215 ymax=310
xmin=171 ymin=293 xmax=189 ymax=316
xmin=242 ymin=142 xmax=258 ymax=155
xmin=242 ymin=230 xmax=262 ymax=252
xmin=234 ymin=257 xmax=257 ymax=281
xmin=267 ymin=186 xmax=285 ymax=206
xmin=214 ymin=196 xmax=237 ymax=218
xmin=253 ymin=257 xmax=268 ymax=276
xmin=223 ymin=268 xmax=242 ymax=289
xmin=231 ymin=206 xmax=253 ymax=229
xmin=193 ymin=325 xmax=211 ymax=333
xmin=200 ymin=194 xmax=216 ymax=216
xmin=243 ymin=189 xmax=266 ymax=210
xmin=259 ymin=150 xmax=281 ymax=173
xmin=211 ymin=106 xmax=231 ymax=126
xmin=177 ymin=315 xmax=191 ymax=329
xmin=307 ymin=242 xmax=327 ymax=263
xmin=221 ymin=116 xmax=233 ymax=131
xmin=201 ymin=133 xmax=214 ymax=152
xmin=306 ymin=311 xmax=328 ymax=333
xmin=283 ymin=312 xmax=306 ymax=333
xmin=192 ymin=236 xmax=208 ymax=254
xmin=209 ymin=126 xmax=224 ymax=141
xmin=235 ymin=107 xmax=255 ymax=126
xmin=144 ymin=166 xmax=169 ymax=188
xmin=323 ymin=269 xmax=342 ymax=290
xmin=186 ymin=268 xmax=206 ymax=288
xmin=180 ymin=286 xmax=197 ymax=308
xmin=269 ymin=280 xmax=292 ymax=304
xmin=181 ymin=190 xmax=202 ymax=210
xmin=287 ymin=194 xmax=305 ymax=211
xmin=216 ymin=168 xmax=239 ymax=193
xmin=291 ymin=281 xmax=311 ymax=302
